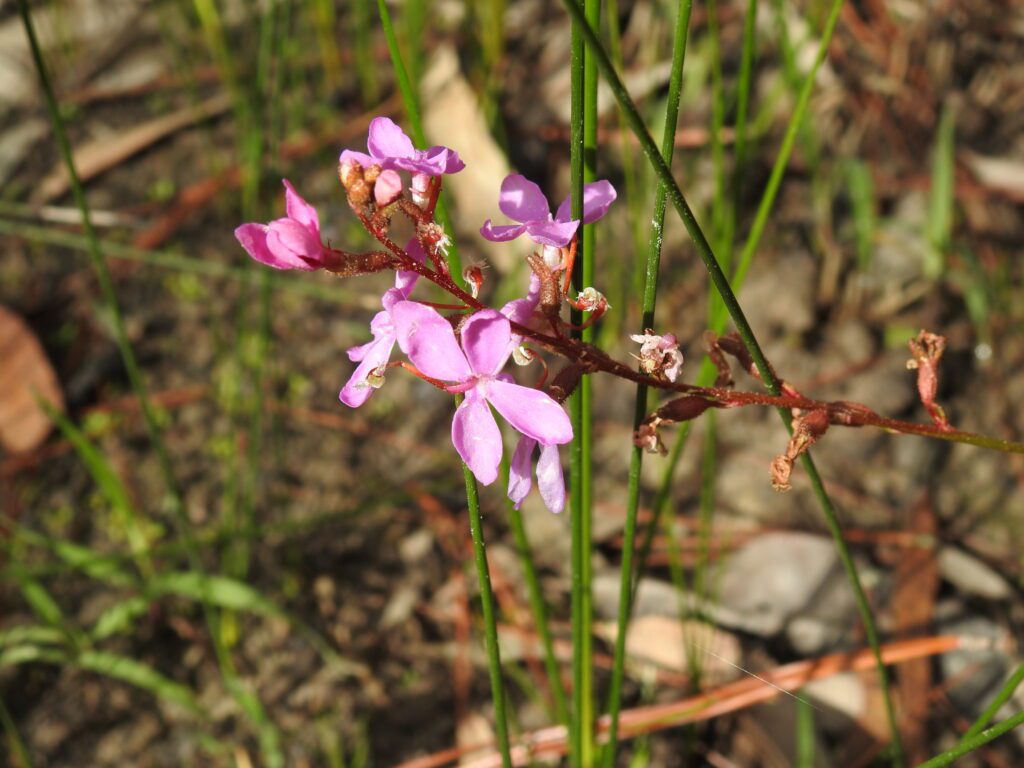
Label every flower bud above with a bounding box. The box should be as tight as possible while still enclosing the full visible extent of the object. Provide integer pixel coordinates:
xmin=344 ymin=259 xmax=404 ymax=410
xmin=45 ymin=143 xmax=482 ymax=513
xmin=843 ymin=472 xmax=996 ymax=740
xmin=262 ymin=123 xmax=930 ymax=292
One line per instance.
xmin=363 ymin=164 xmax=382 ymax=183
xmin=374 ymin=169 xmax=403 ymax=207
xmin=338 ymin=159 xmax=363 ymax=190
xmin=541 ymin=245 xmax=562 ymax=269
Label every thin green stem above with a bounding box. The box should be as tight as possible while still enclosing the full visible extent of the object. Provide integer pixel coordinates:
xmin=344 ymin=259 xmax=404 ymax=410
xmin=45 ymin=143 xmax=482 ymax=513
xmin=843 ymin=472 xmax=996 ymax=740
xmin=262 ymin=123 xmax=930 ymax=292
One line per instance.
xmin=916 ymin=709 xmax=1024 ymax=768
xmin=602 ymin=0 xmax=692 ymax=762
xmin=569 ymin=3 xmax=589 ymax=765
xmin=463 ymin=463 xmax=513 ymax=768
xmin=376 ymin=0 xmax=463 ymax=282
xmin=557 ymin=2 xmax=904 ymax=764
xmin=961 ymin=663 xmax=1024 ymax=741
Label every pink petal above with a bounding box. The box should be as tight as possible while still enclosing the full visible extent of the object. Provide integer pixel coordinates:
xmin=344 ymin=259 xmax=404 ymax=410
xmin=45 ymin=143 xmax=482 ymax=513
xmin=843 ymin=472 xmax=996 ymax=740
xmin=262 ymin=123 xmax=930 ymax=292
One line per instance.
xmin=486 ymin=380 xmax=573 ymax=445
xmin=507 ymin=437 xmax=536 ymax=509
xmin=392 ymin=301 xmax=472 ymax=382
xmin=555 ymin=179 xmax=617 ymax=224
xmin=461 ymin=310 xmax=512 ymax=377
xmin=501 ymin=274 xmax=541 ymax=328
xmin=367 ymin=117 xmax=415 ymax=160
xmin=266 ymin=220 xmax=322 ymax=268
xmin=451 ymin=390 xmax=503 ymax=485
xmin=235 ymin=223 xmax=278 ymax=267
xmin=524 ymin=219 xmax=579 ymax=247
xmin=339 ymin=149 xmax=373 ymax=167
xmin=498 ymin=174 xmax=552 ymax=223
xmin=480 ymin=221 xmax=528 ymax=242
xmin=536 ymin=442 xmax=566 ymax=513
xmin=282 ymin=179 xmax=319 ymax=230
xmin=339 ymin=334 xmax=396 ymax=408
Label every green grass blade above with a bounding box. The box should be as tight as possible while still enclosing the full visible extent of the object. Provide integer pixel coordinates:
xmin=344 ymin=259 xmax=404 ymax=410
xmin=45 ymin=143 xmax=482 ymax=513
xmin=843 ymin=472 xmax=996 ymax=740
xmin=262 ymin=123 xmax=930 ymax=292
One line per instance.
xmin=925 ymin=102 xmax=955 ymax=279
xmin=795 ymin=693 xmax=815 ymax=767
xmin=152 ymin=572 xmax=286 ymax=617
xmin=0 ymin=218 xmax=361 ymax=305
xmin=602 ymin=0 xmax=693 ymax=762
xmin=557 ymin=3 xmax=904 ymax=763
xmin=0 ymin=694 xmax=34 ymax=768
xmin=463 ymin=462 xmax=513 ymax=768
xmin=0 ymin=625 xmax=67 ymax=649
xmin=77 ymin=650 xmax=202 ymax=714
xmin=40 ymin=401 xmax=154 ymax=575
xmin=846 ymin=159 xmax=877 ymax=271
xmin=917 ymin=709 xmax=1024 ymax=768
xmin=961 ymin=663 xmax=1024 ymax=741
xmin=90 ymin=595 xmax=152 ymax=640
xmin=351 ymin=0 xmax=380 ymax=105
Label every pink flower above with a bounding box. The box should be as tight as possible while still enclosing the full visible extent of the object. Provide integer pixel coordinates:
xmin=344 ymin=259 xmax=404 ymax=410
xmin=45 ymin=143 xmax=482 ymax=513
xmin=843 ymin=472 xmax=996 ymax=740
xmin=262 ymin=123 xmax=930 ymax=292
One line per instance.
xmin=392 ymin=303 xmax=572 ymax=485
xmin=339 ymin=117 xmax=465 ymax=177
xmin=480 ymin=174 xmax=617 ymax=247
xmin=339 ymin=241 xmax=425 ymax=408
xmin=235 ymin=180 xmax=329 ymax=271
xmin=508 ymin=437 xmax=566 ymax=514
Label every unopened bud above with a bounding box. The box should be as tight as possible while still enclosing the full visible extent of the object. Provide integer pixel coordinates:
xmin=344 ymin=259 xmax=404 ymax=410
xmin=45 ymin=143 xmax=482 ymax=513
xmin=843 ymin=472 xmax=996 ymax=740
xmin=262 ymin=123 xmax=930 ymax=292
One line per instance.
xmin=339 ymin=159 xmax=363 ymax=190
xmin=363 ymin=164 xmax=382 ymax=183
xmin=347 ymin=179 xmax=372 ymax=206
xmin=374 ymin=169 xmax=403 ymax=207
xmin=541 ymin=245 xmax=563 ymax=269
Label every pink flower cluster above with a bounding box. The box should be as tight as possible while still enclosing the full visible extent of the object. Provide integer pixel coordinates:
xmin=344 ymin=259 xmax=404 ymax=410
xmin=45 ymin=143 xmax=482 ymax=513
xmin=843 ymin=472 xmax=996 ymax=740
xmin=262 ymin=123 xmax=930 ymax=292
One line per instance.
xmin=235 ymin=117 xmax=619 ymax=513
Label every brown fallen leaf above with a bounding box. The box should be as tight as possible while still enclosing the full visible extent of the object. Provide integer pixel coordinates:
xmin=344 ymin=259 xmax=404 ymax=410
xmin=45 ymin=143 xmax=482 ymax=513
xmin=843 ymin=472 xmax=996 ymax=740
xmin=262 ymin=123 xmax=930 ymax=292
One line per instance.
xmin=33 ymin=92 xmax=232 ymax=203
xmin=0 ymin=305 xmax=64 ymax=453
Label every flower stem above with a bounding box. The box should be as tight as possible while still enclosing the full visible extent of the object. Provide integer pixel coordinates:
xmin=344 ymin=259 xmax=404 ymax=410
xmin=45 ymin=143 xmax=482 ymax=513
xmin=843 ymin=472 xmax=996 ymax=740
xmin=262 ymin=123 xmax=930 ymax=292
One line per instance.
xmin=463 ymin=461 xmax=513 ymax=768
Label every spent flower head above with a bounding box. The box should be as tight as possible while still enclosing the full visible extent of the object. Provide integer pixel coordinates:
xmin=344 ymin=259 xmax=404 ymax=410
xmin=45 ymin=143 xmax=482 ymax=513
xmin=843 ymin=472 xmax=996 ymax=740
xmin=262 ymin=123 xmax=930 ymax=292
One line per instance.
xmin=631 ymin=330 xmax=684 ymax=382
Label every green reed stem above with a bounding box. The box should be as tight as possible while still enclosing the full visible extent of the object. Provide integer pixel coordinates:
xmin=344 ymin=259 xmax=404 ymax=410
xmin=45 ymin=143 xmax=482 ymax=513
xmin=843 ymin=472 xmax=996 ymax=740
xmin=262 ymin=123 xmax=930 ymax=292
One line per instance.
xmin=463 ymin=463 xmax=513 ymax=768
xmin=962 ymin=663 xmax=1024 ymax=741
xmin=558 ymin=2 xmax=904 ymax=764
xmin=917 ymin=709 xmax=1024 ymax=768
xmin=569 ymin=2 xmax=593 ymax=762
xmin=602 ymin=1 xmax=692 ymax=762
